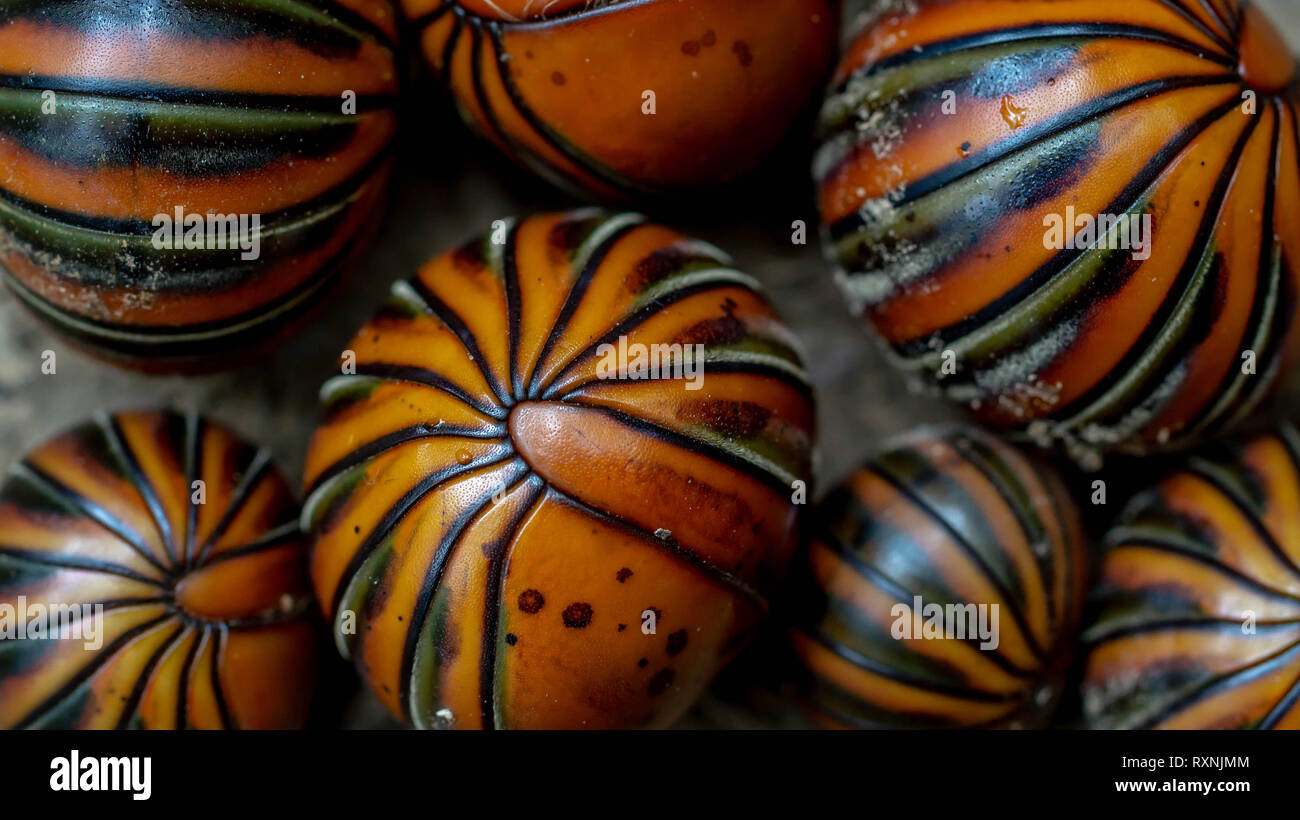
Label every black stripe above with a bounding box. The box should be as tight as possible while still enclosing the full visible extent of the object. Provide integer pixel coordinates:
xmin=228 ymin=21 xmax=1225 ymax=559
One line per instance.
xmin=410 ymin=2 xmax=453 ymax=33
xmin=1259 ymin=662 xmax=1300 ymax=729
xmin=193 ymin=450 xmax=273 ymax=565
xmin=1109 ymin=539 xmax=1300 ymax=605
xmin=1 ymin=233 xmax=356 ymax=359
xmin=393 ymin=460 xmax=530 ymax=725
xmin=459 ymin=15 xmax=614 ymax=194
xmin=1134 ymin=632 xmax=1300 ymax=728
xmin=503 ymin=221 xmax=525 ymax=401
xmin=572 ymin=403 xmax=793 ymax=493
xmin=547 ymin=486 xmax=767 ymax=614
xmin=351 ymin=364 xmax=508 ymax=421
xmin=1015 ymin=445 xmax=1085 ymax=628
xmin=176 ymin=627 xmax=203 ymax=730
xmin=806 ymin=630 xmax=1023 ymax=703
xmin=1072 ymin=108 xmax=1262 ymax=430
xmin=406 ymin=277 xmax=512 ymax=407
xmin=13 ymin=462 xmax=170 ymax=578
xmin=525 ymin=217 xmax=643 ymax=398
xmin=478 ymin=476 xmax=545 ymax=730
xmin=947 ymin=432 xmax=1063 ymax=642
xmin=102 ymin=414 xmax=178 ymax=569
xmin=0 ymin=95 xmax=372 ymax=178
xmin=209 ymin=624 xmax=234 ymax=729
xmin=1224 ymin=259 xmax=1297 ymax=432
xmin=469 ymin=22 xmax=514 ymax=155
xmin=1183 ymin=461 xmax=1300 ymax=586
xmin=1273 ymin=431 xmax=1300 ymax=558
xmin=452 ymin=0 xmax=666 ymax=28
xmin=829 ymin=75 xmax=1235 ymax=242
xmin=116 ymin=622 xmax=186 ymax=729
xmin=556 ymin=359 xmax=814 ymax=404
xmin=893 ymin=93 xmax=1240 ymax=362
xmin=291 ymin=0 xmax=399 ymax=50
xmin=303 ymin=422 xmax=509 ymax=501
xmin=1087 ymin=615 xmax=1300 ymax=644
xmin=1153 ymin=0 xmax=1238 ymax=56
xmin=183 ymin=414 xmax=201 ymax=570
xmin=0 ymin=143 xmax=392 ymax=241
xmin=13 ymin=610 xmax=173 ymax=729
xmin=1203 ymin=0 xmax=1240 ymax=40
xmin=538 ymin=276 xmax=801 ymax=400
xmin=326 ymin=453 xmax=521 ymax=619
xmin=830 ymin=22 xmax=1233 ymax=96
xmin=832 ymin=462 xmax=1045 ymax=680
xmin=0 ymin=544 xmax=168 ymax=588
xmin=811 ymin=521 xmax=1036 ymax=680
xmin=436 ymin=15 xmax=464 ymax=84
xmin=0 ymin=0 xmax=389 ymax=57
xmin=484 ymin=22 xmax=651 ymax=196
xmin=1191 ymin=100 xmax=1284 ymax=437
xmin=199 ymin=521 xmax=301 ymax=567
xmin=0 ymin=74 xmax=398 ymax=114
xmin=871 ymin=465 xmax=1048 ymax=664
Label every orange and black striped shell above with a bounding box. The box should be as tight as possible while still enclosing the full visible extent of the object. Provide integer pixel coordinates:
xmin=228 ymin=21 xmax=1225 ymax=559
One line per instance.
xmin=0 ymin=1 xmax=399 ymax=370
xmin=0 ymin=410 xmax=316 ymax=729
xmin=1083 ymin=425 xmax=1300 ymax=729
xmin=302 ymin=210 xmax=815 ymax=729
xmin=789 ymin=424 xmax=1087 ymax=728
xmin=403 ymin=0 xmax=837 ymax=198
xmin=815 ymin=0 xmax=1300 ymax=457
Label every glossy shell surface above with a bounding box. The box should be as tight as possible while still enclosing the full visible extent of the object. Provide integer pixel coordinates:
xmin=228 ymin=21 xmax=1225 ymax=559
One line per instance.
xmin=405 ymin=0 xmax=837 ymax=197
xmin=815 ymin=0 xmax=1300 ymax=455
xmin=303 ymin=210 xmax=815 ymax=729
xmin=1084 ymin=425 xmax=1300 ymax=729
xmin=0 ymin=410 xmax=315 ymax=729
xmin=0 ymin=0 xmax=399 ymax=369
xmin=791 ymin=424 xmax=1087 ymax=728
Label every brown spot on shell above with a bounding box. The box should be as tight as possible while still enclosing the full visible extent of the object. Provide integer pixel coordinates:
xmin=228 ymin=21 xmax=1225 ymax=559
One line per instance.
xmin=648 ymin=668 xmax=676 ymax=696
xmin=667 ymin=629 xmax=688 ymax=657
xmin=551 ymin=71 xmax=566 ymax=86
xmin=676 ymin=400 xmax=771 ymax=438
xmin=681 ymin=40 xmax=700 ymax=56
xmin=562 ymin=602 xmax=593 ymax=628
xmin=732 ymin=40 xmax=752 ymax=67
xmin=452 ymin=241 xmax=485 ymax=271
xmin=440 ymin=623 xmax=461 ymax=661
xmin=517 ymin=589 xmax=544 ymax=614
xmin=549 ymin=221 xmax=582 ymax=248
xmin=626 ymin=246 xmax=687 ymax=291
xmin=681 ymin=313 xmax=745 ymax=347
xmin=547 ymin=218 xmax=588 ymax=261
xmin=701 ymin=30 xmax=716 ymax=47
xmin=616 ymin=568 xmax=633 ymax=583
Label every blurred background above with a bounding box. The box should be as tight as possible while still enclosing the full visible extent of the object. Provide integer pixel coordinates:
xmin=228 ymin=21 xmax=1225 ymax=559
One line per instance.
xmin=1 ymin=0 xmax=1297 ymax=728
